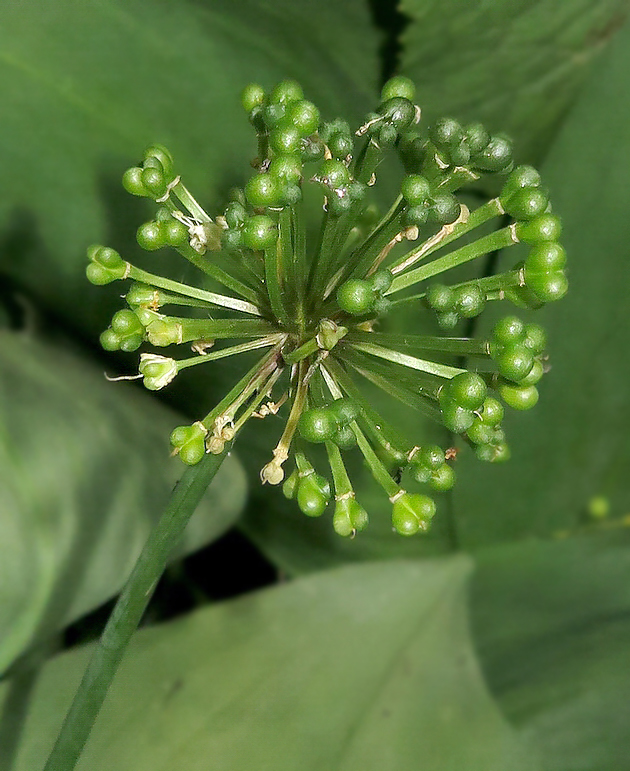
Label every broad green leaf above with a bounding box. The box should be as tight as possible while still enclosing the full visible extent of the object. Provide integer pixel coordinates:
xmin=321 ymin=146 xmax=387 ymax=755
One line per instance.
xmin=0 ymin=0 xmax=380 ymax=336
xmin=399 ymin=0 xmax=629 ymax=164
xmin=0 ymin=330 xmax=245 ymax=673
xmin=0 ymin=557 xmax=538 ymax=770
xmin=472 ymin=530 xmax=630 ymax=770
xmin=453 ymin=18 xmax=630 ymax=547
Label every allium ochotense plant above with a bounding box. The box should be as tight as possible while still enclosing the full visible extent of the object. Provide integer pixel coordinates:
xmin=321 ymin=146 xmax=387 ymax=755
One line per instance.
xmin=88 ymin=76 xmax=567 ymax=537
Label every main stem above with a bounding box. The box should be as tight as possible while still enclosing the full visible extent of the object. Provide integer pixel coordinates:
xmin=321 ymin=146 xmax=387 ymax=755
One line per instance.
xmin=43 ymin=449 xmax=228 ymax=771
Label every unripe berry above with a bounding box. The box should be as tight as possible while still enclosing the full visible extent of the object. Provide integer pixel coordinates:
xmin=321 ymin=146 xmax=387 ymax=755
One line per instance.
xmin=269 ymin=79 xmax=303 ymax=105
xmin=164 ymin=219 xmax=189 ymax=247
xmin=493 ymin=316 xmax=525 ymax=345
xmin=474 ymin=135 xmax=513 ymax=172
xmin=245 ymin=173 xmax=283 ymax=208
xmin=287 ymin=100 xmax=320 ymax=136
xmin=140 ymin=166 xmax=167 ymax=198
xmin=269 ymin=124 xmax=302 ymax=155
xmin=298 ymin=407 xmax=336 ymax=443
xmin=525 ymin=270 xmax=568 ymax=303
xmin=337 ymin=279 xmax=374 ymax=315
xmin=297 ymin=473 xmax=330 ymax=517
xmin=317 ymin=159 xmax=350 ymax=190
xmin=333 ymin=498 xmax=369 ymax=537
xmin=401 ymin=174 xmax=431 ymax=206
xmin=378 ymin=97 xmax=416 ymax=130
xmin=430 ymin=117 xmax=463 ymax=147
xmin=525 ymin=242 xmax=566 ymax=272
xmin=430 ymin=194 xmax=459 ymax=225
xmin=464 ymin=122 xmax=490 ymax=154
xmin=496 ymin=345 xmax=534 ymax=382
xmin=392 ymin=493 xmax=436 ymax=536
xmin=381 ymin=75 xmax=415 ymax=102
xmin=516 ymin=213 xmax=562 ymax=244
xmin=454 ymin=284 xmax=485 ymax=318
xmin=427 ymin=284 xmax=454 ymax=312
xmin=429 ymin=464 xmax=455 ymax=492
xmin=504 ymin=187 xmax=549 ymax=221
xmin=499 ymin=383 xmax=539 ymax=411
xmin=500 ymin=165 xmax=541 ymax=203
xmin=242 ymin=215 xmax=278 ymax=251
xmin=122 ymin=167 xmax=147 ymax=197
xmin=446 ymin=372 xmax=487 ymax=410
xmin=241 ymin=83 xmax=265 ymax=114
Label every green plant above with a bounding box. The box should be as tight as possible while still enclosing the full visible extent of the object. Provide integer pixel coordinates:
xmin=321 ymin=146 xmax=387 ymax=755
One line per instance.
xmin=1 ymin=3 xmax=630 ymax=771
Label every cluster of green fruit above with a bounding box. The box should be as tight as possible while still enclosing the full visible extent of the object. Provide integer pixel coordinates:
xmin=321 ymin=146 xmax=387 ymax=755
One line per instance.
xmin=87 ymin=75 xmax=568 ymax=537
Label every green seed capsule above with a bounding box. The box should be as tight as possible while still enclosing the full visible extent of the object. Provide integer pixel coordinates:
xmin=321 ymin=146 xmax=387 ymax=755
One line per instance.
xmin=329 ymin=398 xmax=359 ymax=425
xmin=404 ymin=202 xmax=431 ymax=227
xmin=99 ymin=328 xmax=120 ymax=351
xmin=282 ymin=469 xmax=299 ymax=500
xmin=454 ymin=284 xmax=485 ymax=318
xmin=122 ymin=167 xmax=147 ymax=197
xmin=464 ymin=122 xmax=490 ymax=154
xmin=297 ymin=473 xmax=330 ymax=517
xmin=164 ymin=220 xmax=189 ymax=248
xmin=427 ymin=284 xmax=455 ymax=312
xmin=318 ymin=159 xmax=350 ymax=190
xmin=337 ymin=279 xmax=374 ymax=315
xmin=401 ymin=174 xmax=431 ymax=206
xmin=144 ymin=144 xmax=174 ymax=177
xmin=523 ymin=323 xmax=547 ymax=354
xmin=328 ymin=131 xmax=354 ymax=159
xmin=333 ymin=498 xmax=369 ymax=537
xmin=170 ymin=423 xmax=206 ymax=466
xmin=140 ymin=166 xmax=167 ymax=198
xmin=270 ymin=79 xmax=304 ymax=105
xmin=525 ymin=270 xmax=568 ymax=303
xmin=429 ymin=464 xmax=455 ymax=492
xmin=516 ymin=213 xmax=562 ymax=244
xmin=286 ymin=100 xmax=320 ymax=136
xmin=446 ymin=372 xmax=487 ymax=410
xmin=496 ymin=344 xmax=534 ymax=382
xmin=241 ymin=83 xmax=265 ymax=114
xmin=493 ymin=316 xmax=525 ymax=345
xmin=299 ymin=407 xmax=337 ymax=443
xmin=520 ymin=359 xmax=544 ymax=386
xmin=269 ymin=124 xmax=302 ymax=155
xmin=500 ymin=165 xmax=541 ymax=202
xmin=242 ymin=215 xmax=278 ymax=251
xmin=268 ymin=154 xmax=303 ymax=183
xmin=334 ymin=425 xmax=357 ymax=449
xmin=440 ymin=398 xmax=475 ymax=433
xmin=245 ymin=173 xmax=283 ymax=208
xmin=430 ymin=193 xmax=460 ymax=225
xmin=504 ymin=186 xmax=549 ymax=221
xmin=446 ymin=142 xmax=471 ymax=167
xmin=378 ymin=97 xmax=416 ymax=130
xmin=499 ymin=383 xmax=539 ymax=411
xmin=430 ymin=117 xmax=463 ymax=148
xmin=392 ymin=493 xmax=436 ymax=536
xmin=467 ymin=419 xmax=495 ymax=446
xmin=474 ymin=135 xmax=513 ymax=172
xmin=381 ymin=75 xmax=415 ymax=102
xmin=417 ymin=445 xmax=444 ymax=470
xmin=525 ymin=242 xmax=566 ymax=272
xmin=137 ymin=221 xmax=165 ymax=251
xmin=480 ymin=397 xmax=504 ymax=426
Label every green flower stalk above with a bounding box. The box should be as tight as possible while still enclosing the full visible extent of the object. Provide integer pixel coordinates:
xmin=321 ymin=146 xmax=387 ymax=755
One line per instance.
xmin=88 ymin=75 xmax=567 ymax=537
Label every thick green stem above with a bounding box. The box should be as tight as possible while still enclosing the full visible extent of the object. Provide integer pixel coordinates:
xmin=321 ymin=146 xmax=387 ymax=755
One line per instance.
xmin=43 ymin=450 xmax=229 ymax=771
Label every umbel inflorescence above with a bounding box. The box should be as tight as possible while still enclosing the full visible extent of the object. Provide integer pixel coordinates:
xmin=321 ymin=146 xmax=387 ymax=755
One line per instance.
xmin=87 ymin=76 xmax=567 ymax=537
